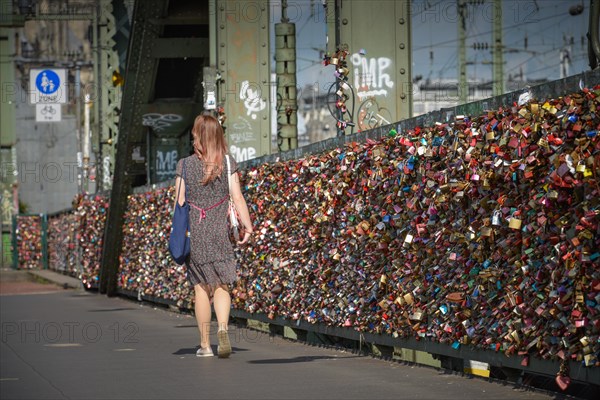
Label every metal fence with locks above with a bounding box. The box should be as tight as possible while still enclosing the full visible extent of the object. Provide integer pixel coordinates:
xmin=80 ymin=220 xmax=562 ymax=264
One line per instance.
xmin=12 ymin=214 xmax=47 ymax=270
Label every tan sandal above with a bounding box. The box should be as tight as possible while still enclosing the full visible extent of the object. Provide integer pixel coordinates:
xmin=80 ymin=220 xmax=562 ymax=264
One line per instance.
xmin=217 ymin=330 xmax=231 ymax=358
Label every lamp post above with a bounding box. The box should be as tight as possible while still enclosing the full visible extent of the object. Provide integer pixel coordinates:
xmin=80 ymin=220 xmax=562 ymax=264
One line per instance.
xmin=64 ymin=48 xmax=96 ymax=194
xmin=74 ymin=60 xmax=83 ymax=194
xmin=83 ymin=93 xmax=91 ymax=193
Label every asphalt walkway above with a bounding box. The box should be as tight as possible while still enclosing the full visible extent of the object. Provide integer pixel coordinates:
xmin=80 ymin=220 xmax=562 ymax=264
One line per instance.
xmin=0 ymin=270 xmax=566 ymax=400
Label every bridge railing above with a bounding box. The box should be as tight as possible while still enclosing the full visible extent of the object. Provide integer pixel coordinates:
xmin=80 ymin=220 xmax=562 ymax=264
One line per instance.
xmin=47 ymin=208 xmax=80 ymax=277
xmin=12 ymin=213 xmax=46 ymax=270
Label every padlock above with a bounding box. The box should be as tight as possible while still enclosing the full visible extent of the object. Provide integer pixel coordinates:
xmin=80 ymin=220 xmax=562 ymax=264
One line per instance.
xmin=509 ymin=218 xmax=522 ymax=230
xmin=492 ymin=210 xmax=501 ymax=226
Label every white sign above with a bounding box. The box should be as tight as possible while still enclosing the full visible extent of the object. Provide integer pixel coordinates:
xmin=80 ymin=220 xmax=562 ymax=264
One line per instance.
xmin=35 ymin=104 xmax=62 ymax=122
xmin=29 ymin=69 xmax=68 ymax=104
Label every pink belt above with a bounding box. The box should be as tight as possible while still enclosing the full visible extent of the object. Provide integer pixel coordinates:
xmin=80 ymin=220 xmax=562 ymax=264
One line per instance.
xmin=189 ymin=196 xmax=228 ymax=223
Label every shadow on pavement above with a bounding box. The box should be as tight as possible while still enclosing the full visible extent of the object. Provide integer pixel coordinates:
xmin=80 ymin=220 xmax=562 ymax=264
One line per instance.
xmin=247 ymin=355 xmax=360 ymax=364
xmin=173 ymin=347 xmax=250 ymax=355
xmin=173 ymin=347 xmax=200 ymax=355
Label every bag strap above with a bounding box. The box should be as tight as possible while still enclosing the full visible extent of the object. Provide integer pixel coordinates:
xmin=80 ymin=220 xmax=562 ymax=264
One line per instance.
xmin=225 ymin=155 xmax=239 ymax=231
xmin=174 ymin=159 xmax=186 ymax=207
xmin=225 ymin=154 xmax=232 ymax=196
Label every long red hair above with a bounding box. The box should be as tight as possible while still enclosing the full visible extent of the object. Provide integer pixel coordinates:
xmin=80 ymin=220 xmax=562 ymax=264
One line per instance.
xmin=191 ymin=114 xmax=228 ymax=185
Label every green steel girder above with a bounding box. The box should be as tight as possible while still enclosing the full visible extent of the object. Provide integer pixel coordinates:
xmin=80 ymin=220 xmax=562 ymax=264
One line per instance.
xmin=151 ymin=38 xmax=210 ymax=58
xmin=216 ymin=0 xmax=271 ymax=161
xmin=140 ymin=102 xmax=203 ymax=134
xmin=0 ymin=1 xmax=17 ymax=148
xmin=339 ymin=0 xmax=413 ymax=126
xmin=98 ymin=0 xmax=122 ymax=191
xmin=113 ymin=0 xmax=131 ymax=73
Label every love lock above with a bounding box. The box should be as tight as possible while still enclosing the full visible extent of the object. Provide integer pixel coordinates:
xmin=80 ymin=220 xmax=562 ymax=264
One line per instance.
xmin=492 ymin=210 xmax=501 ymax=226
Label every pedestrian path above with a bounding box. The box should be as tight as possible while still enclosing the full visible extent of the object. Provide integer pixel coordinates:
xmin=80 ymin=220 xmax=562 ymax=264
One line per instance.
xmin=1 ymin=286 xmax=564 ymax=400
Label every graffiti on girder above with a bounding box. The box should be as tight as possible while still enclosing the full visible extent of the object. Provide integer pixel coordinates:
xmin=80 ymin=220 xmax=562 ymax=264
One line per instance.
xmin=141 ymin=113 xmax=183 ymax=132
xmin=239 ymin=80 xmax=266 ymax=120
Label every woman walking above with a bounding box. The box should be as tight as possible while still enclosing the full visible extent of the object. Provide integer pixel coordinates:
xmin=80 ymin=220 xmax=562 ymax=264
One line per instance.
xmin=174 ymin=114 xmax=253 ymax=358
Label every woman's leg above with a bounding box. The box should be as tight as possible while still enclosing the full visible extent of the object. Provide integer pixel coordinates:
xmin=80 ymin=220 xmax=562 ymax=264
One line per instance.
xmin=213 ymin=284 xmax=232 ymax=357
xmin=194 ymin=284 xmax=212 ymax=348
xmin=213 ymin=284 xmax=231 ymax=331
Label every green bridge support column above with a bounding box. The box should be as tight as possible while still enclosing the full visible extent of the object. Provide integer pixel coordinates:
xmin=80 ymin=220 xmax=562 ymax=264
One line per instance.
xmin=216 ymin=0 xmax=272 ymax=161
xmin=338 ymin=0 xmax=413 ymax=127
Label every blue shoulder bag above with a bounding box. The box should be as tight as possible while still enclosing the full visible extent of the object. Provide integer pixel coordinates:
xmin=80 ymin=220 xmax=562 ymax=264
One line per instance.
xmin=168 ymin=159 xmax=190 ymax=264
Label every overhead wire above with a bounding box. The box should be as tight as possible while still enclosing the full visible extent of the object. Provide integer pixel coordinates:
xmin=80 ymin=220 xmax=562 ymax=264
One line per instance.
xmin=434 ymin=6 xmax=479 ymax=79
xmin=520 ymin=53 xmax=587 ymax=76
xmin=413 ymin=10 xmax=572 ymax=52
xmin=296 ymin=1 xmax=315 ymax=37
xmin=419 ymin=2 xmax=588 ymax=81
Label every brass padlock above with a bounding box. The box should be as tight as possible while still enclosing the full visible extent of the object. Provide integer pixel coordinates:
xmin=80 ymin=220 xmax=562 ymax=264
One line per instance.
xmin=509 ymin=217 xmax=522 ymax=230
xmin=482 ymin=178 xmax=490 ymax=190
xmin=530 ymin=103 xmax=539 ymax=113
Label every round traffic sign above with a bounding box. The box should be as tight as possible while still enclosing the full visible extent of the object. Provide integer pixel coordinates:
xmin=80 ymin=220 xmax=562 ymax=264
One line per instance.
xmin=35 ymin=70 xmax=60 ymax=95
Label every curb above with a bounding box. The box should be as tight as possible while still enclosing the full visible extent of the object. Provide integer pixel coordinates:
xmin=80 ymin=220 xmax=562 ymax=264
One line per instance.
xmin=26 ymin=270 xmax=83 ymax=290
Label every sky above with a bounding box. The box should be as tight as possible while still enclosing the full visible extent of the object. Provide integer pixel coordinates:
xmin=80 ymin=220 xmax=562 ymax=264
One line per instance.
xmin=270 ymin=0 xmax=592 ymax=94
xmin=411 ymin=0 xmax=590 ymax=83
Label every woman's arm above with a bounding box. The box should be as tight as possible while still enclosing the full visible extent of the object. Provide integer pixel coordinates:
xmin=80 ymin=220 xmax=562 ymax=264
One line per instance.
xmin=174 ymin=159 xmax=186 ymax=207
xmin=174 ymin=175 xmax=186 ymax=206
xmin=229 ymin=171 xmax=253 ymax=244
